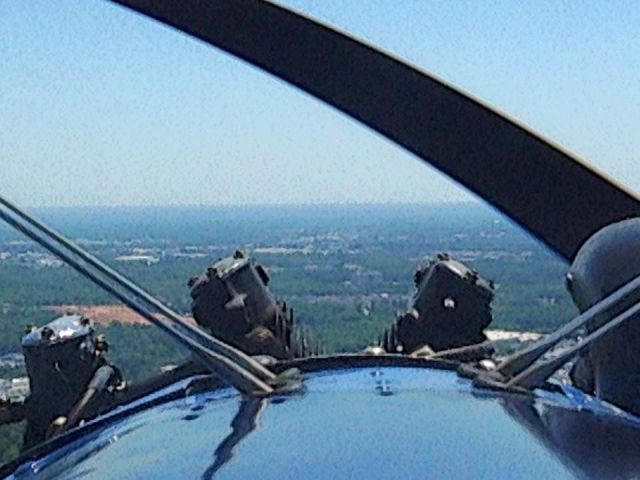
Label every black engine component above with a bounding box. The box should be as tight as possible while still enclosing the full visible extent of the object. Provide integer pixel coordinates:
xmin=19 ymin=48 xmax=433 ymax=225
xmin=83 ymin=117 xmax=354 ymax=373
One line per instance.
xmin=566 ymin=218 xmax=640 ymax=415
xmin=385 ymin=254 xmax=494 ymax=353
xmin=21 ymin=314 xmax=119 ymax=448
xmin=190 ymin=250 xmax=318 ymax=359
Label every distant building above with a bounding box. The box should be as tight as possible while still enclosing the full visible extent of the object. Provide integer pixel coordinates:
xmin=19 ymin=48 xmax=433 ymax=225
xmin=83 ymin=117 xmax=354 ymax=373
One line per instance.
xmin=354 ymin=269 xmax=383 ymax=287
xmin=17 ymin=251 xmax=63 ymax=268
xmin=10 ymin=377 xmax=30 ymax=401
xmin=0 ymin=353 xmax=25 ymax=368
xmin=115 ymin=254 xmax=160 ymax=265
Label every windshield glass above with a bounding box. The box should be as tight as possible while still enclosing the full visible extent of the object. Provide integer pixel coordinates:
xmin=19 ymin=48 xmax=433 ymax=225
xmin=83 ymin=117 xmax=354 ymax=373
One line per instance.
xmin=1 ymin=0 xmax=636 ymax=466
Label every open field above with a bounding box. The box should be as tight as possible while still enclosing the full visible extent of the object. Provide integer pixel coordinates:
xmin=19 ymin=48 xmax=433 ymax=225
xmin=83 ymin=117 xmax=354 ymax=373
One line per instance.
xmin=43 ymin=304 xmax=195 ymax=325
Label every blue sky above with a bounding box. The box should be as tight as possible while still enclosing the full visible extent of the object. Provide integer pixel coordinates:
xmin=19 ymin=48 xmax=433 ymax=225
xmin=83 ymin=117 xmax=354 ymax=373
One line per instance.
xmin=1 ymin=1 xmax=638 ymax=207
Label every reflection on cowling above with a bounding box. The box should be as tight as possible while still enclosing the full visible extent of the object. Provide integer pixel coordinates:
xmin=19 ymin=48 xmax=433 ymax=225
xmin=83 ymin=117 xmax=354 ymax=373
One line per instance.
xmin=202 ymin=397 xmax=267 ymax=479
xmin=501 ymin=390 xmax=640 ymax=478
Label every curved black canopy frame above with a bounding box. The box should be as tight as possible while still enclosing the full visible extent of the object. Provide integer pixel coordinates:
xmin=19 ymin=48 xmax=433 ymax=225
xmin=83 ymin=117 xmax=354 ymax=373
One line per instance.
xmin=111 ymin=0 xmax=639 ymax=261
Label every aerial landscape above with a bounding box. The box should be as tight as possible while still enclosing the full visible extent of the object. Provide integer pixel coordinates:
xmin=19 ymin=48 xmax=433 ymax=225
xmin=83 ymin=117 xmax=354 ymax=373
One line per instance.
xmin=0 ymin=202 xmax=576 ymax=463
xmin=3 ymin=2 xmax=638 ymax=475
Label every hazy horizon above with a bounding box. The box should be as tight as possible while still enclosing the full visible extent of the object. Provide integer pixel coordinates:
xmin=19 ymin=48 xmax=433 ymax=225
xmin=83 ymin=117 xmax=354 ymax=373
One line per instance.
xmin=0 ymin=201 xmax=520 ymax=250
xmin=23 ymin=199 xmax=480 ymax=210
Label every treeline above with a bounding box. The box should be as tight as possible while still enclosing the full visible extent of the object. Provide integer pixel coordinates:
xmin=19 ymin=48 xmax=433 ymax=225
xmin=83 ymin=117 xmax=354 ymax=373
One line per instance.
xmin=0 ymin=307 xmax=46 ymax=355
xmin=97 ymin=323 xmax=188 ymax=382
xmin=0 ymin=422 xmax=25 ymax=466
xmin=0 ymin=242 xmax=577 ymax=356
